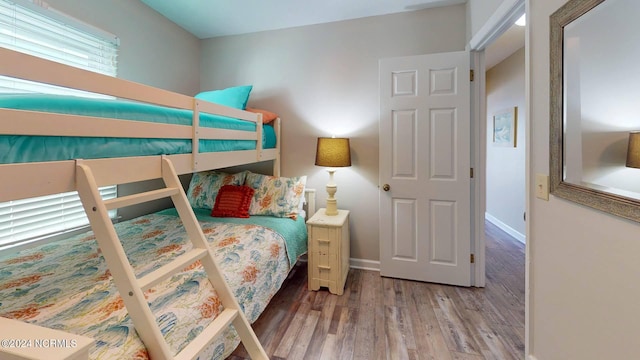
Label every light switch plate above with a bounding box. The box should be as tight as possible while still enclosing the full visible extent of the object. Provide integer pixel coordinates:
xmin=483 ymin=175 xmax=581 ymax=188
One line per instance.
xmin=535 ymin=174 xmax=549 ymax=201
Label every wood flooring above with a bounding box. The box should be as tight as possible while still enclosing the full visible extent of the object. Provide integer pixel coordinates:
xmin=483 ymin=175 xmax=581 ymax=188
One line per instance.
xmin=230 ymin=221 xmax=525 ymax=359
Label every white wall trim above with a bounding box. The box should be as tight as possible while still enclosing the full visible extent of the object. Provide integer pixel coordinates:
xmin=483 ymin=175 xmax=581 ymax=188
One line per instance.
xmin=350 ymin=258 xmax=380 ymax=272
xmin=469 ymin=0 xmax=525 ymax=51
xmin=485 ymin=212 xmax=526 ymax=244
xmin=528 ymin=355 xmax=539 ymax=360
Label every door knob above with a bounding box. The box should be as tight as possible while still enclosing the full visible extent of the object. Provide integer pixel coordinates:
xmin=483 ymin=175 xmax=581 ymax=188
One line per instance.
xmin=382 ymin=184 xmax=391 ymax=191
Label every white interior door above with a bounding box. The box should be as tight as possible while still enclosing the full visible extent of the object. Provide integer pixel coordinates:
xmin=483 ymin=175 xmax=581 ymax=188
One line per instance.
xmin=379 ymin=51 xmax=471 ymax=286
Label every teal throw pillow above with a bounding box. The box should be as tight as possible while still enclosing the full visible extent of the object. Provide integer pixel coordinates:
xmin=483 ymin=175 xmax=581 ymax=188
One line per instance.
xmin=195 ymin=85 xmax=253 ymax=109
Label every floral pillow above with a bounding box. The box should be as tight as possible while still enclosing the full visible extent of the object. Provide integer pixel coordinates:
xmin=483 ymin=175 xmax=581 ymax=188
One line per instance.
xmin=186 ymin=171 xmax=247 ymax=210
xmin=245 ymin=172 xmax=307 ymax=219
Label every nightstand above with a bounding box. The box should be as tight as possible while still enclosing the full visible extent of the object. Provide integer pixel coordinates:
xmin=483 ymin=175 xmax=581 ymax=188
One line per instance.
xmin=306 ymin=208 xmax=350 ymax=295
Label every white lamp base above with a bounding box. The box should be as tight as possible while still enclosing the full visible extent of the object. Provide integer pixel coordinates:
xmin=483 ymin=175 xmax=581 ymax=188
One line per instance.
xmin=325 ymin=170 xmax=339 ymax=216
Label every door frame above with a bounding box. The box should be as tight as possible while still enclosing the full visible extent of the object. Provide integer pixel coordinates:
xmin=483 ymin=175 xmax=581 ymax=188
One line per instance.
xmin=467 ymin=0 xmax=528 ymax=354
xmin=469 ymin=50 xmax=486 ymax=287
xmin=468 ymin=0 xmax=525 ymax=286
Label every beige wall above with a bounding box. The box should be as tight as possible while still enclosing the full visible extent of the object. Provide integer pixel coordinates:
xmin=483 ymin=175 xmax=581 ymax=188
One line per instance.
xmin=46 ymin=0 xmax=200 ymax=95
xmin=45 ymin=0 xmax=201 ymax=219
xmin=486 ymin=47 xmax=526 ymax=238
xmin=530 ymin=1 xmax=640 ymax=359
xmin=199 ymin=5 xmax=467 ymax=262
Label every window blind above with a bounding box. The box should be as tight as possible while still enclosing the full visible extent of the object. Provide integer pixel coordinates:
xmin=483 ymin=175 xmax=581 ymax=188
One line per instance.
xmin=0 ymin=0 xmax=119 ymax=248
xmin=0 ymin=187 xmax=118 ymax=248
xmin=0 ymin=0 xmax=118 ymax=94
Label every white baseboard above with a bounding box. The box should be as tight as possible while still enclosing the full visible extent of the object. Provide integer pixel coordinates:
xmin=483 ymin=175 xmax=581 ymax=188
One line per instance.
xmin=350 ymin=258 xmax=380 ymax=271
xmin=485 ymin=212 xmax=526 ymax=244
xmin=528 ymin=355 xmax=538 ymax=360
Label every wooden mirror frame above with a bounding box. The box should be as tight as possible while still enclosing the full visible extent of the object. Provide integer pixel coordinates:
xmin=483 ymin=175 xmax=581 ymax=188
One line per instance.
xmin=550 ymin=0 xmax=640 ymax=222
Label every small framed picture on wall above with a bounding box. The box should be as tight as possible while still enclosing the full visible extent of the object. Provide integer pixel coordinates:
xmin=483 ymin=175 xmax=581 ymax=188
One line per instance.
xmin=493 ymin=106 xmax=518 ymax=147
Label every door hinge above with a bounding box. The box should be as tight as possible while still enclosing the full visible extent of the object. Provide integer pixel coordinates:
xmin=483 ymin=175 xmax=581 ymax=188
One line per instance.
xmin=470 ymin=69 xmax=474 ymax=82
xmin=470 ymin=254 xmax=475 ymax=263
xmin=470 ymin=168 xmax=474 ymax=178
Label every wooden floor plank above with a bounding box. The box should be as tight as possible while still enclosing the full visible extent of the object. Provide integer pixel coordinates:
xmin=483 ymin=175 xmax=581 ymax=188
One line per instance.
xmin=432 ymin=285 xmax=482 ymax=355
xmin=272 ymin=301 xmax=312 ymax=358
xmin=453 ymin=286 xmax=511 ymax=327
xmin=398 ymin=304 xmax=417 ymax=351
xmin=336 ymin=306 xmax=358 ymax=360
xmin=383 ymin=276 xmax=397 ymax=306
xmin=451 ymin=351 xmax=485 ymax=360
xmin=341 ymin=266 xmax=362 ymax=309
xmin=303 ymin=290 xmax=336 ymax=359
xmin=384 ymin=306 xmax=410 ymax=360
xmin=494 ymin=324 xmax=526 ymax=359
xmin=374 ymin=284 xmax=386 ymax=360
xmin=352 ymin=271 xmax=378 ymax=360
xmin=287 ymin=309 xmax=320 ymax=360
xmin=403 ymin=281 xmax=451 ymax=360
xmin=462 ymin=309 xmax=516 ymax=360
xmin=319 ymin=333 xmax=336 ymax=360
xmin=230 ymin=221 xmax=525 ymax=359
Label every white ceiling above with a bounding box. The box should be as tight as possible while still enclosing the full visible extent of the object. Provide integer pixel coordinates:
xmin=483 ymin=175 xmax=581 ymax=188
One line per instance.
xmin=140 ymin=0 xmax=467 ymax=39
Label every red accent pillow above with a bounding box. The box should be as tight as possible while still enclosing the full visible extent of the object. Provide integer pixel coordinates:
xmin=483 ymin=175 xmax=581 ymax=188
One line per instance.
xmin=245 ymin=107 xmax=279 ymax=124
xmin=211 ymin=185 xmax=255 ymax=218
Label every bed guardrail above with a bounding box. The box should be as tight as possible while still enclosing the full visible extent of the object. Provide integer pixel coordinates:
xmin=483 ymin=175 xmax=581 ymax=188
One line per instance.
xmin=0 ymin=47 xmax=281 ymax=203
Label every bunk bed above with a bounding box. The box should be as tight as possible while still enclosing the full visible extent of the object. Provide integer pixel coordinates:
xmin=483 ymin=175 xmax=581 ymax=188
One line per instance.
xmin=0 ymin=47 xmax=312 ymax=360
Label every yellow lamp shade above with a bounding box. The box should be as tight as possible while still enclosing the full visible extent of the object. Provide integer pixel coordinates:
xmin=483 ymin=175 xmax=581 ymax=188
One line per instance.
xmin=315 ymin=137 xmax=351 ymax=168
xmin=627 ymin=132 xmax=640 ymax=169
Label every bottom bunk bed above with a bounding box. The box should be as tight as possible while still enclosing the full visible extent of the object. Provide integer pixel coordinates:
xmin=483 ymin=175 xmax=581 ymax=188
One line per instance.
xmin=0 ymin=170 xmax=313 ymax=359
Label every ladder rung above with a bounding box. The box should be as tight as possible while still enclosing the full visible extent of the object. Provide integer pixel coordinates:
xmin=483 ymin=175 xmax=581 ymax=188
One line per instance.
xmin=175 ymin=308 xmax=239 ymax=360
xmin=138 ymin=248 xmax=208 ymax=291
xmin=104 ymin=187 xmax=179 ymax=210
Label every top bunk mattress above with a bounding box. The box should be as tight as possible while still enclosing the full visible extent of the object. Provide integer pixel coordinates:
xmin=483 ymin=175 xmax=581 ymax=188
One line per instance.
xmin=0 ymin=94 xmax=277 ymax=163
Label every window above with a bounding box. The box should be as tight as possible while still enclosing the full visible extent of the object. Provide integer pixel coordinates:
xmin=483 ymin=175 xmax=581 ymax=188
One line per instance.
xmin=0 ymin=0 xmax=119 ymax=249
xmin=0 ymin=187 xmax=118 ymax=249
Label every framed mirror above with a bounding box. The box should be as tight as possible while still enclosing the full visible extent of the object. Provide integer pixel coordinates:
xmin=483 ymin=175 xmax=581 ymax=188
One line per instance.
xmin=550 ymin=0 xmax=640 ymax=222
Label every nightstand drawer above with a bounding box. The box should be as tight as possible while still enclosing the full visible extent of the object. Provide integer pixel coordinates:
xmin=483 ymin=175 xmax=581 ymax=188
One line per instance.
xmin=314 ymin=227 xmax=332 ymax=267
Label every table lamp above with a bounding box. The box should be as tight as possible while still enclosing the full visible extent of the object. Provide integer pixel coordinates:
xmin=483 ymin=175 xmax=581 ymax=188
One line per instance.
xmin=626 ymin=132 xmax=640 ymax=169
xmin=315 ymin=137 xmax=351 ymax=216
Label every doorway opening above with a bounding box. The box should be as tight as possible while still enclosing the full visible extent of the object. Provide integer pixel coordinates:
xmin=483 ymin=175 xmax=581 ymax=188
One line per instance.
xmin=468 ymin=0 xmax=528 ymax=354
xmin=484 ymin=23 xmax=526 ymax=246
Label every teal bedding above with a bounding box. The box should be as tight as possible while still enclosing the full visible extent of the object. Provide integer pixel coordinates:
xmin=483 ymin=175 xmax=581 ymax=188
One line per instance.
xmin=157 ymin=208 xmax=308 ymax=266
xmin=0 ymin=94 xmax=276 ymax=163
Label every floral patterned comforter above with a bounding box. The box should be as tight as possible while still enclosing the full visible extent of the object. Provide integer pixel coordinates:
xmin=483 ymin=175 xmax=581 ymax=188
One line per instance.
xmin=0 ymin=212 xmax=298 ymax=359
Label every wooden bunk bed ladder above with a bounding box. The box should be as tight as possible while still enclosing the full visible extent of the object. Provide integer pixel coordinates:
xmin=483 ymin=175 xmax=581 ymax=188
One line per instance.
xmin=75 ymin=156 xmax=269 ymax=360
